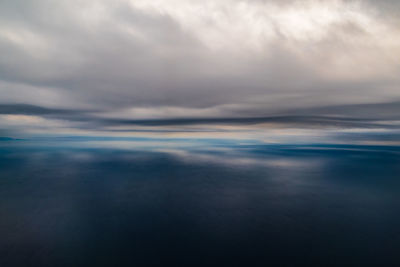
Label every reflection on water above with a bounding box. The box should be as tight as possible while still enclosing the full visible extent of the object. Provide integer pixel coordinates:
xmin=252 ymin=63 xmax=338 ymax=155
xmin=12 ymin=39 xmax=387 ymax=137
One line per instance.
xmin=1 ymin=139 xmax=400 ymax=266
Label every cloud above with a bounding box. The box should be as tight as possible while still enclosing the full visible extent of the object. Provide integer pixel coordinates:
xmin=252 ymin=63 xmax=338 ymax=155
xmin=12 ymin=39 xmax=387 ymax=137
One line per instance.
xmin=0 ymin=103 xmax=88 ymax=115
xmin=0 ymin=0 xmax=399 ymax=135
xmin=0 ymin=101 xmax=399 ymax=137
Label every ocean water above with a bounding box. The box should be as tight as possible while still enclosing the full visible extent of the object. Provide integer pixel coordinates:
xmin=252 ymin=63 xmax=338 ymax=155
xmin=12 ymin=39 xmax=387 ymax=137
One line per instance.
xmin=0 ymin=139 xmax=400 ymax=266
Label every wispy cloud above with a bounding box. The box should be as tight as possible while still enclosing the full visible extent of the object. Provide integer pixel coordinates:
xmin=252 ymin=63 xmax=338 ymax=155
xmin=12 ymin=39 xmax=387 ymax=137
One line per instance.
xmin=0 ymin=0 xmax=399 ymax=135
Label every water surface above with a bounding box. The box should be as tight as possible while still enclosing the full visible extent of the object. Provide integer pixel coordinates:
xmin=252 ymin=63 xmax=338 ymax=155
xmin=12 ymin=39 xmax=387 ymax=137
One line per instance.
xmin=1 ymin=139 xmax=400 ymax=266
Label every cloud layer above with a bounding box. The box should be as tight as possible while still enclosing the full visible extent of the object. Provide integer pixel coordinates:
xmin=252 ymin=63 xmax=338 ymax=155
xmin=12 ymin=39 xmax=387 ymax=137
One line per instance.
xmin=0 ymin=0 xmax=399 ymax=135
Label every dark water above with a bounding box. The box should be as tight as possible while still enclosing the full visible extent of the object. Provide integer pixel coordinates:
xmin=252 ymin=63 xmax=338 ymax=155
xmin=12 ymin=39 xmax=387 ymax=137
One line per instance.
xmin=1 ymin=141 xmax=400 ymax=266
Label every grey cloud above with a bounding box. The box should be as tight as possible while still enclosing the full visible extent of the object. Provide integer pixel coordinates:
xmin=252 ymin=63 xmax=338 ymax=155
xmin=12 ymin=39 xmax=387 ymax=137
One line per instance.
xmin=286 ymin=101 xmax=400 ymax=120
xmin=0 ymin=104 xmax=89 ymax=116
xmin=95 ymin=116 xmax=387 ymax=129
xmin=0 ymin=0 xmax=399 ymax=134
xmin=1 ymin=102 xmax=399 ymax=131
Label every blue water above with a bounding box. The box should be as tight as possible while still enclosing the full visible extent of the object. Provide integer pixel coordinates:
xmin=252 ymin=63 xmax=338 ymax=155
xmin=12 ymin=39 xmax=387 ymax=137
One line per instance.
xmin=1 ymin=140 xmax=400 ymax=266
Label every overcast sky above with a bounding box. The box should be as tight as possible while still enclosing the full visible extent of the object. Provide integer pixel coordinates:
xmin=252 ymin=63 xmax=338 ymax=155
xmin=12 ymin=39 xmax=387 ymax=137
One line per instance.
xmin=0 ymin=0 xmax=399 ymax=135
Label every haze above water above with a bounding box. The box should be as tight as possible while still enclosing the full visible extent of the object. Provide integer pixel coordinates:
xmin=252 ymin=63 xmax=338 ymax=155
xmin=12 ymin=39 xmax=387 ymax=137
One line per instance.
xmin=1 ymin=131 xmax=400 ymax=266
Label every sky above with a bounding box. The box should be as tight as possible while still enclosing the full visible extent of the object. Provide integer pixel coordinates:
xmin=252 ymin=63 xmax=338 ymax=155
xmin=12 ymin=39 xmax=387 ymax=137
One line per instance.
xmin=0 ymin=0 xmax=399 ymax=137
